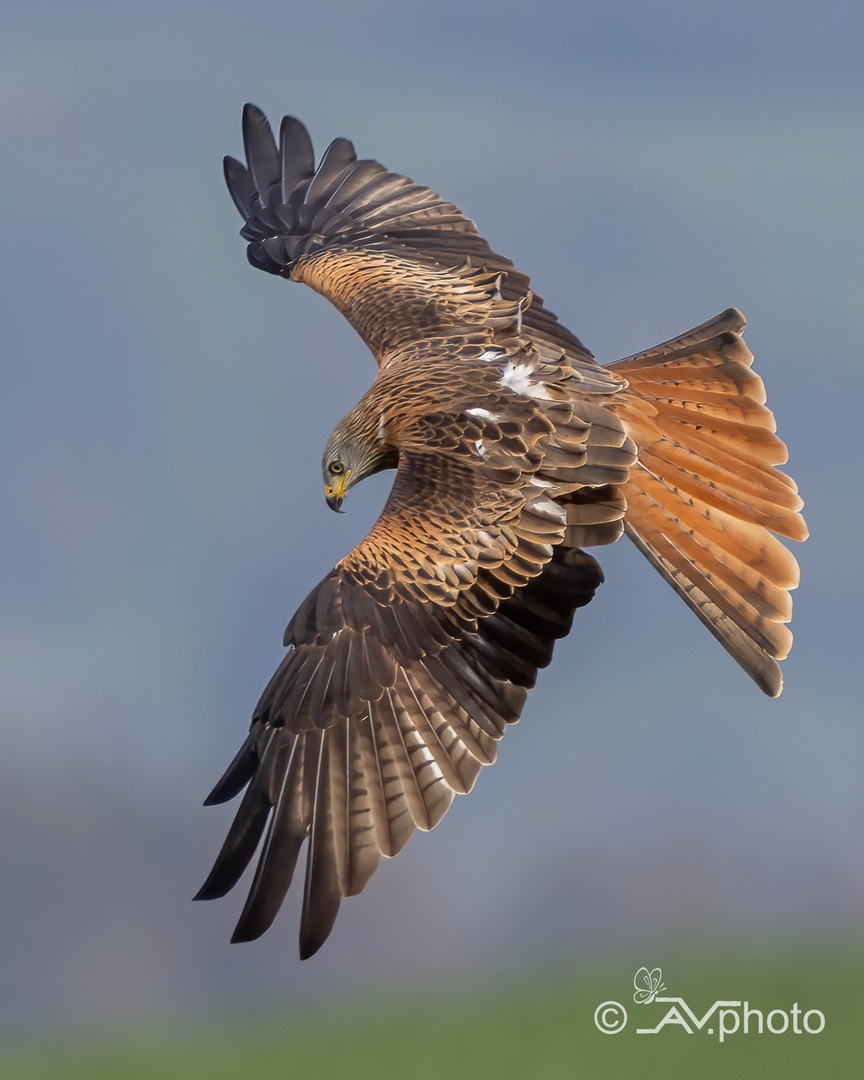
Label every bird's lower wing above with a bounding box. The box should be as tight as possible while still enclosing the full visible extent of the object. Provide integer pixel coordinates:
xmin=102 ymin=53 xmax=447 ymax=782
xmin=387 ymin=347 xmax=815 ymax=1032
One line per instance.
xmin=196 ymin=541 xmax=603 ymax=958
xmin=194 ymin=406 xmax=619 ymax=957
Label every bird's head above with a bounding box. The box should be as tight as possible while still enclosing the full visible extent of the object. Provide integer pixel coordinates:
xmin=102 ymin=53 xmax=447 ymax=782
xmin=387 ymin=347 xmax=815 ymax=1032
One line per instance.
xmin=322 ymin=448 xmax=353 ymax=512
xmin=322 ymin=421 xmax=397 ymax=512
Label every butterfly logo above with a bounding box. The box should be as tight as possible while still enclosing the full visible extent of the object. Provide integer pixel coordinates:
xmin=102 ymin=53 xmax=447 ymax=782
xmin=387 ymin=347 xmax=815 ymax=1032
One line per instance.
xmin=633 ymin=967 xmax=666 ymax=1004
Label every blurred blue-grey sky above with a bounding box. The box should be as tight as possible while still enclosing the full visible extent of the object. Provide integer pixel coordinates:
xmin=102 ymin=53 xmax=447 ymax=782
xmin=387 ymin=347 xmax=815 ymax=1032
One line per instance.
xmin=1 ymin=0 xmax=861 ymax=1032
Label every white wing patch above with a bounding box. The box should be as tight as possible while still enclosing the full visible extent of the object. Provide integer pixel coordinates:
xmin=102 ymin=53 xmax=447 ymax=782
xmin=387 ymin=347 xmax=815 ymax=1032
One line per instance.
xmin=466 ymin=407 xmax=501 ymax=422
xmin=500 ymin=361 xmax=552 ymax=400
xmin=526 ymin=493 xmax=567 ymax=524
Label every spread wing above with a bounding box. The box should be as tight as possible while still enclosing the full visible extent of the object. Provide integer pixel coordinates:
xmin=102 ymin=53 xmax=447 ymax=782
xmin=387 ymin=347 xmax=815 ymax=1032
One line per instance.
xmin=195 ymin=430 xmax=608 ymax=958
xmin=224 ymin=104 xmax=599 ymax=373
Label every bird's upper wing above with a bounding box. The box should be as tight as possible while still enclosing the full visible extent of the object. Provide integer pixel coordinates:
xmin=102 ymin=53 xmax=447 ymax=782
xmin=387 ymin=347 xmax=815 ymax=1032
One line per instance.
xmin=195 ymin=395 xmax=633 ymax=957
xmin=224 ymin=104 xmax=597 ymax=370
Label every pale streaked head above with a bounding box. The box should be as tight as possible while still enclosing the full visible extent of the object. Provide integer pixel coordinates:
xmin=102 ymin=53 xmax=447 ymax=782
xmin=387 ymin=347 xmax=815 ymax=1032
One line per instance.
xmin=322 ymin=423 xmax=398 ymax=512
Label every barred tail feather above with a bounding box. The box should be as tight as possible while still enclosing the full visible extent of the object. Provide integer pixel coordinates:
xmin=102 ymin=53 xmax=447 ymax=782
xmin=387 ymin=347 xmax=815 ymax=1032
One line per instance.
xmin=606 ymin=309 xmax=807 ymax=696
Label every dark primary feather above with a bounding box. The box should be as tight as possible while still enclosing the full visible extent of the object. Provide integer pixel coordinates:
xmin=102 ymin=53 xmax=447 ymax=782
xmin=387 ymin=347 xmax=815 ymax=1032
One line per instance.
xmin=202 ymin=732 xmax=257 ymax=806
xmin=279 ymin=114 xmax=315 ymax=199
xmin=242 ymin=103 xmax=282 ymax=214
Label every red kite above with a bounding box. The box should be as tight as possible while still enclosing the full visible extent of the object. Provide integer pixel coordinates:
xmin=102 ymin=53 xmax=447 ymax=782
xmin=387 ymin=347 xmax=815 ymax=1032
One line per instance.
xmin=195 ymin=106 xmax=806 ymax=958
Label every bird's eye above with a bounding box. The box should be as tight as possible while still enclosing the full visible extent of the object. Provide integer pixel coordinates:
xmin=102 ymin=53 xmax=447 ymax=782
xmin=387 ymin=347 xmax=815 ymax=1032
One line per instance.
xmin=329 ymin=462 xmax=344 ymax=475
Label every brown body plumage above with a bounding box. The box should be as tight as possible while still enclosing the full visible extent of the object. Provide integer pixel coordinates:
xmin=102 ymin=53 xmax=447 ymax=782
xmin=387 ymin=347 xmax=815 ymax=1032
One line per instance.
xmin=196 ymin=105 xmax=807 ymax=958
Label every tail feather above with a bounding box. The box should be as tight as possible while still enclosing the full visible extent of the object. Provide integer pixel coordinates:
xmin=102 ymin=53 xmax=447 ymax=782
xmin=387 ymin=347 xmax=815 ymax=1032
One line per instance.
xmin=645 ymin=423 xmax=801 ymax=504
xmin=632 ymin=468 xmax=799 ymax=591
xmin=645 ymin=402 xmax=787 ymax=460
xmin=624 ymin=523 xmax=787 ymax=697
xmin=606 ymin=309 xmax=807 ymax=695
xmin=625 ymin=479 xmax=793 ymax=656
xmin=637 ymin=445 xmax=804 ymax=539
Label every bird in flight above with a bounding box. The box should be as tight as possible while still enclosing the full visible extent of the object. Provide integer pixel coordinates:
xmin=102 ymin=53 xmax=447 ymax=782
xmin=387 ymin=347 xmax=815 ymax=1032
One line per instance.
xmin=196 ymin=105 xmax=807 ymax=958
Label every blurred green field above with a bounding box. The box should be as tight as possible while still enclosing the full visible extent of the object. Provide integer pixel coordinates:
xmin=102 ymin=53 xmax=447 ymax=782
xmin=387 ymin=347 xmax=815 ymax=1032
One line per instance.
xmin=3 ymin=946 xmax=861 ymax=1080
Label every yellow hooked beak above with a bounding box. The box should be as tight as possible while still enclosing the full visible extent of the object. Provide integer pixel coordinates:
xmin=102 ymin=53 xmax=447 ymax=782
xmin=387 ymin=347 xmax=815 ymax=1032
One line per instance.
xmin=324 ymin=471 xmax=350 ymax=512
